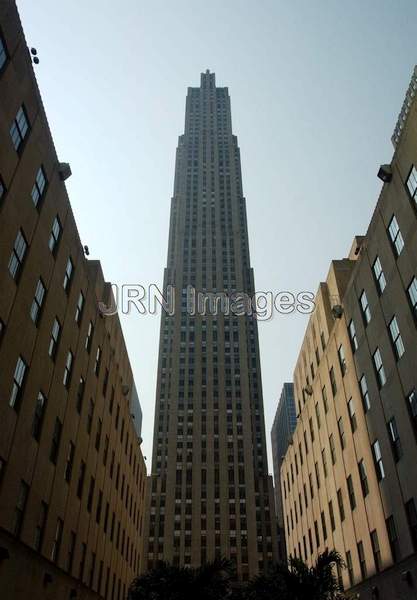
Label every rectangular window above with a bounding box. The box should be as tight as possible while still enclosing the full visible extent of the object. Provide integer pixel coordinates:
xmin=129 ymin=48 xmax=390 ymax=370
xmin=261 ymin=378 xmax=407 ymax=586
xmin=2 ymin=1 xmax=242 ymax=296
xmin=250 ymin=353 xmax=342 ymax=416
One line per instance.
xmin=348 ymin=319 xmax=358 ymax=352
xmin=48 ymin=318 xmax=61 ymax=359
xmin=322 ymin=386 xmax=328 ymax=413
xmin=8 ymin=229 xmax=27 ymax=280
xmin=76 ymin=377 xmax=85 ymax=414
xmin=406 ymin=165 xmax=417 ymax=203
xmin=63 ymin=350 xmax=73 ymax=388
xmin=347 ymin=475 xmax=356 ymax=510
xmin=9 ymin=355 xmax=27 ymax=410
xmin=87 ymin=399 xmax=94 ymax=434
xmin=372 ymin=439 xmax=385 ymax=481
xmin=77 ymin=461 xmax=86 ymax=499
xmin=85 ymin=321 xmax=94 ymax=352
xmin=387 ymin=417 xmax=402 ymax=462
xmin=338 ymin=417 xmax=345 ymax=450
xmin=405 ymin=498 xmax=417 ymax=551
xmin=372 ymin=256 xmax=386 ymax=294
xmin=63 ymin=257 xmax=74 ymax=293
xmin=388 ymin=215 xmax=404 ymax=256
xmin=346 ymin=550 xmax=354 ymax=586
xmin=357 ymin=541 xmax=367 ymax=579
xmin=48 ymin=216 xmax=62 ymax=255
xmin=32 ymin=391 xmax=47 ymax=441
xmin=329 ymin=500 xmax=336 ymax=531
xmin=0 ymin=32 xmax=8 ymax=71
xmin=338 ymin=344 xmax=347 ymax=376
xmin=359 ymin=375 xmax=371 ymax=412
xmin=315 ymin=402 xmax=321 ymax=428
xmin=87 ymin=476 xmax=95 ymax=512
xmin=389 ymin=316 xmax=405 ymax=359
xmin=75 ymin=291 xmax=85 ymax=324
xmin=51 ymin=518 xmax=63 ymax=563
xmin=407 ymin=389 xmax=417 ymax=436
xmin=50 ymin=418 xmax=62 ymax=464
xmin=64 ymin=441 xmax=75 ymax=482
xmin=358 ymin=459 xmax=369 ymax=497
xmin=329 ymin=434 xmax=336 ymax=465
xmin=30 ymin=278 xmax=46 ymax=324
xmin=370 ymin=529 xmax=381 ymax=572
xmin=31 ymin=166 xmax=47 ymax=208
xmin=322 ymin=448 xmax=328 ymax=478
xmin=321 ymin=511 xmax=327 ymax=541
xmin=373 ymin=348 xmax=386 ymax=388
xmin=329 ymin=366 xmax=337 ymax=396
xmin=347 ymin=398 xmax=357 ymax=432
xmin=13 ymin=480 xmax=29 ymax=537
xmin=0 ymin=175 xmax=6 ymax=203
xmin=10 ymin=105 xmax=30 ymax=152
xmin=34 ymin=501 xmax=48 ymax=552
xmin=94 ymin=346 xmax=102 ymax=375
xmin=360 ymin=290 xmax=371 ymax=325
xmin=386 ymin=515 xmax=400 ymax=562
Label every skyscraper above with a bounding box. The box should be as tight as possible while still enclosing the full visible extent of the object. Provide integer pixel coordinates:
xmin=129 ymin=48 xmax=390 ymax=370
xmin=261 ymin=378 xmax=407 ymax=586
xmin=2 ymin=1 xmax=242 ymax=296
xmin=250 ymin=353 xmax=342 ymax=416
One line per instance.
xmin=144 ymin=71 xmax=277 ymax=579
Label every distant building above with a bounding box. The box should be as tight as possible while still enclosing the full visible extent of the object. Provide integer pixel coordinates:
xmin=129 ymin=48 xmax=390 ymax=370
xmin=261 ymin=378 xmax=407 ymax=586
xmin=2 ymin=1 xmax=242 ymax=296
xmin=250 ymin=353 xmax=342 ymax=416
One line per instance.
xmin=271 ymin=383 xmax=296 ymax=558
xmin=281 ymin=66 xmax=417 ymax=598
xmin=0 ymin=2 xmax=147 ymax=598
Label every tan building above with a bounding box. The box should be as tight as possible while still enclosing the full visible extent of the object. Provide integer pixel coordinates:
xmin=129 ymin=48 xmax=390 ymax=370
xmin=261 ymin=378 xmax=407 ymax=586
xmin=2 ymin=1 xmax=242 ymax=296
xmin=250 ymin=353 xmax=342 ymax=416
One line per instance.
xmin=0 ymin=2 xmax=147 ymax=599
xmin=143 ymin=70 xmax=278 ymax=580
xmin=281 ymin=67 xmax=417 ymax=599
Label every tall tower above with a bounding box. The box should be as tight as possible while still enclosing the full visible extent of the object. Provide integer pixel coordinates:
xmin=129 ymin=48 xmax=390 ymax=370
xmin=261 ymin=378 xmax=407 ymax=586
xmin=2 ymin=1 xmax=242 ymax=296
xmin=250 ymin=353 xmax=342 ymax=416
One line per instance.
xmin=144 ymin=71 xmax=277 ymax=580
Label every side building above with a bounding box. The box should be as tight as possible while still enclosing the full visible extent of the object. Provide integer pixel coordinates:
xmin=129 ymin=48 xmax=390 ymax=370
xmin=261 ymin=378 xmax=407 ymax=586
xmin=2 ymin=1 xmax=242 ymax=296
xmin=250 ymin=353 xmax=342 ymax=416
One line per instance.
xmin=270 ymin=383 xmax=296 ymax=559
xmin=0 ymin=2 xmax=147 ymax=599
xmin=281 ymin=66 xmax=417 ymax=599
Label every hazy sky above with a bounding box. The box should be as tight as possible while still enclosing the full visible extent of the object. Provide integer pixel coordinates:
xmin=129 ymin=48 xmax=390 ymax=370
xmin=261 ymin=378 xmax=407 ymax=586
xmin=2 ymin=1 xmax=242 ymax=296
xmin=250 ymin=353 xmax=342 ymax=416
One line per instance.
xmin=16 ymin=0 xmax=417 ymax=471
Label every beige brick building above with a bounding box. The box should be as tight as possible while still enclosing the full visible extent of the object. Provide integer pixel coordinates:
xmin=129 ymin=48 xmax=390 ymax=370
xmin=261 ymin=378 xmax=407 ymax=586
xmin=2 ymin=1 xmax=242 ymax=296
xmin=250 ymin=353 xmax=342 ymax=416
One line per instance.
xmin=281 ymin=67 xmax=417 ymax=599
xmin=0 ymin=2 xmax=147 ymax=598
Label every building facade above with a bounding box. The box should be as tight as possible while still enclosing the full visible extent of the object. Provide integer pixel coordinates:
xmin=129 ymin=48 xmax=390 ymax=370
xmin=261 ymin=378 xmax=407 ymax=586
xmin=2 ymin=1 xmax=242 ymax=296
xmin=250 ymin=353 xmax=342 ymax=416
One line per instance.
xmin=144 ymin=71 xmax=277 ymax=579
xmin=281 ymin=67 xmax=417 ymax=599
xmin=0 ymin=2 xmax=147 ymax=599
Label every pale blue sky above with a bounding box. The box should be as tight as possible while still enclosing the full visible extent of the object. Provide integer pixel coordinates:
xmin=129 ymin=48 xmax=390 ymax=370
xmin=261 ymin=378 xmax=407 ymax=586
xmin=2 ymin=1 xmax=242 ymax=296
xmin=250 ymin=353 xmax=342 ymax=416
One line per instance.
xmin=17 ymin=0 xmax=417 ymax=469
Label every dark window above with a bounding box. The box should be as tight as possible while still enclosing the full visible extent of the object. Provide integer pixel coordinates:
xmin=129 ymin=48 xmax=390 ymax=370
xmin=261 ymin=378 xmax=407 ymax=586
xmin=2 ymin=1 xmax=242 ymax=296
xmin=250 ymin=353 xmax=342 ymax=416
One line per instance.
xmin=48 ymin=216 xmax=62 ymax=255
xmin=359 ymin=375 xmax=371 ymax=412
xmin=94 ymin=346 xmax=102 ymax=375
xmin=63 ymin=257 xmax=74 ymax=293
xmin=48 ymin=318 xmax=61 ymax=359
xmin=51 ymin=518 xmax=63 ymax=563
xmin=373 ymin=348 xmax=386 ymax=388
xmin=407 ymin=389 xmax=417 ymax=437
xmin=13 ymin=480 xmax=29 ymax=537
xmin=348 ymin=319 xmax=358 ymax=352
xmin=0 ymin=31 xmax=8 ymax=71
xmin=75 ymin=292 xmax=85 ymax=324
xmin=360 ymin=290 xmax=371 ymax=325
xmin=34 ymin=501 xmax=48 ymax=552
xmin=372 ymin=256 xmax=386 ymax=294
xmin=87 ymin=477 xmax=95 ymax=512
xmin=8 ymin=229 xmax=27 ymax=280
xmin=405 ymin=498 xmax=417 ymax=551
xmin=77 ymin=461 xmax=86 ymax=499
xmin=50 ymin=417 xmax=62 ymax=464
xmin=10 ymin=105 xmax=30 ymax=152
xmin=372 ymin=439 xmax=385 ymax=481
xmin=64 ymin=441 xmax=75 ymax=482
xmin=32 ymin=391 xmax=47 ymax=441
xmin=76 ymin=377 xmax=85 ymax=413
xmin=370 ymin=530 xmax=381 ymax=572
xmin=358 ymin=459 xmax=369 ymax=497
xmin=30 ymin=278 xmax=46 ymax=325
xmin=389 ymin=316 xmax=405 ymax=359
xmin=388 ymin=215 xmax=404 ymax=256
xmin=346 ymin=551 xmax=354 ymax=586
xmin=387 ymin=417 xmax=402 ymax=462
xmin=0 ymin=175 xmax=6 ymax=203
xmin=63 ymin=350 xmax=73 ymax=388
xmin=329 ymin=366 xmax=337 ymax=396
xmin=347 ymin=398 xmax=357 ymax=432
xmin=9 ymin=356 xmax=27 ymax=411
xmin=386 ymin=515 xmax=400 ymax=562
xmin=85 ymin=321 xmax=94 ymax=352
xmin=31 ymin=166 xmax=47 ymax=208
xmin=357 ymin=541 xmax=367 ymax=579
xmin=347 ymin=475 xmax=356 ymax=510
xmin=338 ymin=417 xmax=345 ymax=450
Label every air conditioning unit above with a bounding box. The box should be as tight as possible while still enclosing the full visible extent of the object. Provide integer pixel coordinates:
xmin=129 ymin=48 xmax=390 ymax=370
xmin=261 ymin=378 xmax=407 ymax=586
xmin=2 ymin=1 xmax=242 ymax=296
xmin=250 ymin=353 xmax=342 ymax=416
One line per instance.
xmin=58 ymin=162 xmax=72 ymax=181
xmin=331 ymin=305 xmax=343 ymax=319
xmin=304 ymin=384 xmax=313 ymax=396
xmin=377 ymin=164 xmax=392 ymax=183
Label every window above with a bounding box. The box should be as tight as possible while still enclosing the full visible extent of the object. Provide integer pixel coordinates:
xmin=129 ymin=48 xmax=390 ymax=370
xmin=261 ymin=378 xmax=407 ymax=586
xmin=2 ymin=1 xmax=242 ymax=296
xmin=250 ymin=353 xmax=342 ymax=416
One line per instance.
xmin=329 ymin=366 xmax=337 ymax=396
xmin=338 ymin=417 xmax=345 ymax=450
xmin=0 ymin=32 xmax=8 ymax=71
xmin=87 ymin=477 xmax=95 ymax=512
xmin=372 ymin=256 xmax=386 ymax=294
xmin=372 ymin=440 xmax=385 ymax=481
xmin=13 ymin=480 xmax=29 ymax=537
xmin=360 ymin=290 xmax=371 ymax=325
xmin=8 ymin=229 xmax=27 ymax=280
xmin=346 ymin=550 xmax=354 ymax=586
xmin=50 ymin=418 xmax=62 ymax=464
xmin=347 ymin=475 xmax=356 ymax=510
xmin=30 ymin=278 xmax=46 ymax=324
xmin=329 ymin=500 xmax=336 ymax=531
xmin=359 ymin=375 xmax=371 ymax=412
xmin=76 ymin=377 xmax=85 ymax=414
xmin=348 ymin=319 xmax=358 ymax=352
xmin=34 ymin=501 xmax=48 ymax=552
xmin=77 ymin=461 xmax=86 ymax=499
xmin=388 ymin=215 xmax=404 ymax=256
xmin=329 ymin=434 xmax=336 ymax=465
xmin=387 ymin=417 xmax=402 ymax=462
xmin=48 ymin=318 xmax=61 ymax=359
xmin=386 ymin=515 xmax=400 ymax=562
xmin=87 ymin=399 xmax=94 ymax=434
xmin=10 ymin=105 xmax=30 ymax=152
xmin=321 ymin=511 xmax=327 ymax=541
xmin=315 ymin=402 xmax=321 ymax=428
xmin=64 ymin=441 xmax=75 ymax=482
xmin=338 ymin=344 xmax=347 ymax=376
xmin=9 ymin=356 xmax=27 ymax=410
xmin=407 ymin=389 xmax=417 ymax=436
xmin=373 ymin=348 xmax=386 ymax=388
xmin=406 ymin=164 xmax=417 ymax=203
xmin=357 ymin=541 xmax=367 ymax=579
xmin=85 ymin=321 xmax=94 ymax=352
xmin=322 ymin=386 xmax=328 ymax=413
xmin=389 ymin=316 xmax=405 ymax=359
xmin=370 ymin=529 xmax=381 ymax=572
xmin=358 ymin=460 xmax=369 ymax=497
xmin=0 ymin=175 xmax=6 ymax=203
xmin=61 ymin=351 xmax=74 ymax=390
xmin=75 ymin=291 xmax=85 ymax=324
xmin=51 ymin=518 xmax=63 ymax=563
xmin=94 ymin=346 xmax=102 ymax=375
xmin=32 ymin=391 xmax=47 ymax=441
xmin=63 ymin=257 xmax=74 ymax=293
xmin=322 ymin=448 xmax=328 ymax=477
xmin=347 ymin=398 xmax=357 ymax=432
xmin=48 ymin=216 xmax=62 ymax=255
xmin=405 ymin=498 xmax=417 ymax=551
xmin=31 ymin=166 xmax=47 ymax=208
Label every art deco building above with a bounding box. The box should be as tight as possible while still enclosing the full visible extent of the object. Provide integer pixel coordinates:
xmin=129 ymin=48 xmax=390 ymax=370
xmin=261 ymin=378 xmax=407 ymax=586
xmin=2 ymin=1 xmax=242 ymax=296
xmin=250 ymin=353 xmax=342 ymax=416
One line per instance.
xmin=0 ymin=2 xmax=147 ymax=598
xmin=281 ymin=66 xmax=417 ymax=599
xmin=144 ymin=71 xmax=277 ymax=579
xmin=270 ymin=382 xmax=296 ymax=558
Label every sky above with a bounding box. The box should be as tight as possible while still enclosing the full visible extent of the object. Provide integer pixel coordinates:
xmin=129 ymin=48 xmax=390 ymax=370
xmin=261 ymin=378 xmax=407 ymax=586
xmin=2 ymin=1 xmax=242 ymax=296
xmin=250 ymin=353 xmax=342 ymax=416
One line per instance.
xmin=16 ymin=0 xmax=417 ymax=472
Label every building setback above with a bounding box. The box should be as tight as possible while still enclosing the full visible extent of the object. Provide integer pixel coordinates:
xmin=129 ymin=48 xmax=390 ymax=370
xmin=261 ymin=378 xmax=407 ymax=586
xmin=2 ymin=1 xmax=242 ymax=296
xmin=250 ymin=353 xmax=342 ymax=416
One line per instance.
xmin=143 ymin=70 xmax=277 ymax=579
xmin=0 ymin=2 xmax=147 ymax=599
xmin=281 ymin=66 xmax=417 ymax=599
xmin=270 ymin=382 xmax=296 ymax=558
